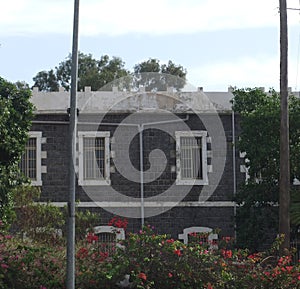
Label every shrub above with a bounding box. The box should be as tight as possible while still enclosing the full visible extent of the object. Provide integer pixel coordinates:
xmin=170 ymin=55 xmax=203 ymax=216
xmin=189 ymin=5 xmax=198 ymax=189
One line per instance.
xmin=0 ymin=220 xmax=299 ymax=289
xmin=13 ymin=186 xmax=101 ymax=245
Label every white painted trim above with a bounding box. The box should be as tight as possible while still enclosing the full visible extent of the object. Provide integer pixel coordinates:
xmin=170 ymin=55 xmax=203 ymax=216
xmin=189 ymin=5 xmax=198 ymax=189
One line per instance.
xmin=239 ymin=151 xmax=246 ymax=158
xmin=293 ymin=178 xmax=300 ymax=185
xmin=207 ymin=165 xmax=213 ymax=173
xmin=41 ymin=151 xmax=47 ymax=159
xmin=178 ymin=227 xmax=218 ymax=245
xmin=240 ymin=165 xmax=247 ymax=173
xmin=37 ymin=201 xmax=236 ymax=208
xmin=78 ymin=131 xmax=111 ymax=186
xmin=27 ymin=131 xmax=43 ymax=186
xmin=175 ymin=131 xmax=208 ymax=185
xmin=93 ymin=226 xmax=125 ymax=240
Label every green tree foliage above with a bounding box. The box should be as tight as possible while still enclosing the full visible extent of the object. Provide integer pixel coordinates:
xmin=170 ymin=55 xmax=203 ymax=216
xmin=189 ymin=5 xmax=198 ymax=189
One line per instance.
xmin=32 ymin=69 xmax=59 ymax=92
xmin=33 ymin=54 xmax=187 ymax=92
xmin=133 ymin=58 xmax=187 ymax=91
xmin=0 ymin=77 xmax=34 ymax=226
xmin=232 ymin=88 xmax=300 ymax=250
xmin=33 ymin=52 xmax=129 ymax=92
xmin=13 ymin=186 xmax=101 ymax=244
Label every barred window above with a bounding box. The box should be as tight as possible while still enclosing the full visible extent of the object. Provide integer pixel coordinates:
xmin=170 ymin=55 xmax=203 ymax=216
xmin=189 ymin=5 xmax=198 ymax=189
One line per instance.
xmin=78 ymin=132 xmax=110 ymax=186
xmin=21 ymin=138 xmax=37 ymax=180
xmin=180 ymin=136 xmax=202 ymax=180
xmin=20 ymin=132 xmax=42 ymax=186
xmin=83 ymin=137 xmax=105 ymax=180
xmin=176 ymin=131 xmax=208 ymax=185
xmin=93 ymin=226 xmax=125 ymax=255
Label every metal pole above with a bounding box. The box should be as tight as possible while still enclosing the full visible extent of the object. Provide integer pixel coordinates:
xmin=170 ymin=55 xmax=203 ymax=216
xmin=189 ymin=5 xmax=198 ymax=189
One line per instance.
xmin=67 ymin=0 xmax=79 ymax=288
xmin=232 ymin=111 xmax=237 ymax=241
xmin=279 ymin=0 xmax=290 ymax=251
xmin=139 ymin=125 xmax=145 ymax=227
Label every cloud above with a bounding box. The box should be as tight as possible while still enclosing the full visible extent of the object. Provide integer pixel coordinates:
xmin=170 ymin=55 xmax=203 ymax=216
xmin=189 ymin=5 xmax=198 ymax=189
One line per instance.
xmin=188 ymin=52 xmax=300 ymax=91
xmin=187 ymin=56 xmax=283 ymax=91
xmin=1 ymin=0 xmax=297 ymax=37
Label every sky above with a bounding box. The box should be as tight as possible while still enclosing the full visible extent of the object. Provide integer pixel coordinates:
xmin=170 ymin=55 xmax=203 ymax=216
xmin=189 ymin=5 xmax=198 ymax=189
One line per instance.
xmin=1 ymin=0 xmax=300 ymax=91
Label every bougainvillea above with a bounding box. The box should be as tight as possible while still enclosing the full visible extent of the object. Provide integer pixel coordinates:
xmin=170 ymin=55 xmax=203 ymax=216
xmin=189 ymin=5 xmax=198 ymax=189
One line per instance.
xmin=0 ymin=220 xmax=299 ymax=289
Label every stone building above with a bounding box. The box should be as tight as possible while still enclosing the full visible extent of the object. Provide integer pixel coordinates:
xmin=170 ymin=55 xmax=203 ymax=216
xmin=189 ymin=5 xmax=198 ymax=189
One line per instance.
xmin=22 ymin=86 xmax=246 ymax=238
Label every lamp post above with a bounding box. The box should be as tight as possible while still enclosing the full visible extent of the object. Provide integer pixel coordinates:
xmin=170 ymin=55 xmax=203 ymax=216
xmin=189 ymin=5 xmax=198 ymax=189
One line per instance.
xmin=66 ymin=0 xmax=79 ymax=288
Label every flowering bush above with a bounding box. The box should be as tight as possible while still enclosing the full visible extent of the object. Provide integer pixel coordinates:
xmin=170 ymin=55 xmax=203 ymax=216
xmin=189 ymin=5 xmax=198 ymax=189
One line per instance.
xmin=0 ymin=219 xmax=299 ymax=289
xmin=108 ymin=216 xmax=128 ymax=229
xmin=110 ymin=225 xmax=223 ymax=289
xmin=0 ymin=222 xmax=65 ymax=289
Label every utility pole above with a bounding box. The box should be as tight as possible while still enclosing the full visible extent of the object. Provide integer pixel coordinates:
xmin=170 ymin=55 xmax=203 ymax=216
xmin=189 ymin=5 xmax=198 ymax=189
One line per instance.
xmin=66 ymin=0 xmax=79 ymax=288
xmin=279 ymin=0 xmax=290 ymax=251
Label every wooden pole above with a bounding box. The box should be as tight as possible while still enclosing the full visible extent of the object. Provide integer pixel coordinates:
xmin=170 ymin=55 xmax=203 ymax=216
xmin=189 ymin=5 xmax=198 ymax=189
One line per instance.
xmin=279 ymin=0 xmax=290 ymax=251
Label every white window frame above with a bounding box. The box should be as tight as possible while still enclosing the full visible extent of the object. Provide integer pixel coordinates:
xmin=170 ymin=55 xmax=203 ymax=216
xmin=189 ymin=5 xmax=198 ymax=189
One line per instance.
xmin=175 ymin=130 xmax=208 ymax=185
xmin=21 ymin=131 xmax=42 ymax=186
xmin=78 ymin=131 xmax=110 ymax=186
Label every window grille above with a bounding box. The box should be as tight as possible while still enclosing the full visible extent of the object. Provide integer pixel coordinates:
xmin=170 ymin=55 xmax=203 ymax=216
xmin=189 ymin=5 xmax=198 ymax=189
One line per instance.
xmin=96 ymin=232 xmax=117 ymax=254
xmin=78 ymin=131 xmax=110 ymax=186
xmin=175 ymin=131 xmax=208 ymax=185
xmin=20 ymin=138 xmax=37 ymax=180
xmin=178 ymin=226 xmax=218 ymax=249
xmin=180 ymin=136 xmax=202 ymax=180
xmin=93 ymin=226 xmax=125 ymax=256
xmin=83 ymin=137 xmax=105 ymax=180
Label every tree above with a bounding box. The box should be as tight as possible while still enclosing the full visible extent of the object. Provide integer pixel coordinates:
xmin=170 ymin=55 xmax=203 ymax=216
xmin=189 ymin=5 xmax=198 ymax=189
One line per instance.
xmin=33 ymin=54 xmax=187 ymax=92
xmin=133 ymin=58 xmax=187 ymax=91
xmin=0 ymin=77 xmax=34 ymax=226
xmin=232 ymin=87 xmax=300 ymax=250
xmin=14 ymin=81 xmax=30 ymax=90
xmin=33 ymin=53 xmax=130 ymax=92
xmin=33 ymin=69 xmax=59 ymax=92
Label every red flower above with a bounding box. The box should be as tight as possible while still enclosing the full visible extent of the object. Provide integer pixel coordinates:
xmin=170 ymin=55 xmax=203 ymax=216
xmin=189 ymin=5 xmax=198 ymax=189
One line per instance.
xmin=221 ymin=249 xmax=232 ymax=259
xmin=278 ymin=256 xmax=292 ymax=266
xmin=207 ymin=282 xmax=213 ymax=289
xmin=174 ymin=249 xmax=181 ymax=256
xmin=222 ymin=236 xmax=232 ymax=243
xmin=76 ymin=247 xmax=89 ymax=259
xmin=285 ymin=266 xmax=293 ymax=273
xmin=168 ymin=272 xmax=173 ymax=278
xmin=1 ymin=263 xmax=9 ymax=269
xmin=108 ymin=216 xmax=128 ymax=229
xmin=166 ymin=239 xmax=174 ymax=244
xmin=138 ymin=272 xmax=147 ymax=281
xmin=86 ymin=232 xmax=98 ymax=243
xmin=99 ymin=251 xmax=109 ymax=262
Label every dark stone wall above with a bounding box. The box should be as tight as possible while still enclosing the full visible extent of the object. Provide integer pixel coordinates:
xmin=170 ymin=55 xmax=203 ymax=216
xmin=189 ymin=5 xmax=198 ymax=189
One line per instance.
xmin=82 ymin=206 xmax=235 ymax=239
xmin=31 ymin=114 xmax=69 ymax=201
xmin=30 ymin=111 xmax=244 ymax=237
